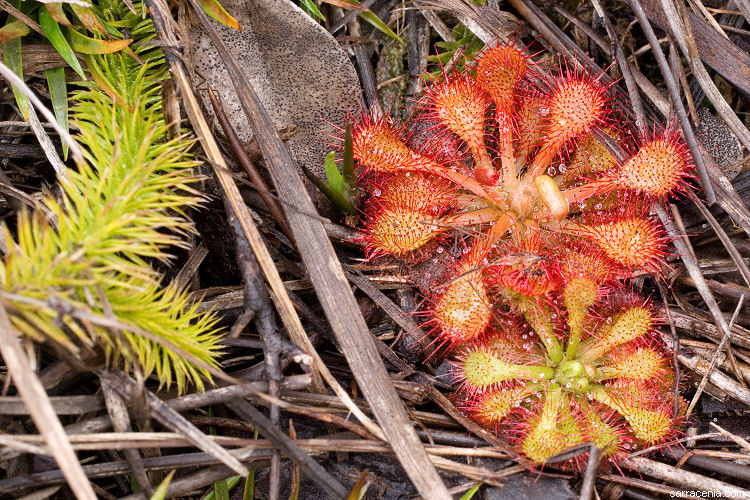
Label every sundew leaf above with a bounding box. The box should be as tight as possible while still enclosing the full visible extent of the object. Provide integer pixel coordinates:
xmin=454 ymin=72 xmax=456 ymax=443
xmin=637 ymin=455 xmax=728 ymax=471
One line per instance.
xmin=39 ymin=8 xmax=86 ymax=79
xmin=3 ymin=37 xmax=29 ymax=119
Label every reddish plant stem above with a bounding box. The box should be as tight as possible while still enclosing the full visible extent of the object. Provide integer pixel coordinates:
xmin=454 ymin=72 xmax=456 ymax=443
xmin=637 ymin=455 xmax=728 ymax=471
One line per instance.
xmin=207 ymin=87 xmax=295 ymax=243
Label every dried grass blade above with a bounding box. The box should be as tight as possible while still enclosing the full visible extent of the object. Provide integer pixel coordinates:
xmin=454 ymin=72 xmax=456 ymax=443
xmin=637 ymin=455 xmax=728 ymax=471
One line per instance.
xmin=227 ymin=399 xmax=347 ymax=499
xmin=98 ymin=371 xmax=248 ymax=476
xmin=628 ymin=456 xmax=750 ymax=497
xmin=0 ymin=303 xmax=97 ymax=500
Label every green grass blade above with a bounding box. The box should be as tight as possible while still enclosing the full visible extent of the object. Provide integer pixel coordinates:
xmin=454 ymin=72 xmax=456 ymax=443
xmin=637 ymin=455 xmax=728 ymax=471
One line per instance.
xmin=0 ymin=19 xmax=30 ymax=43
xmin=66 ymin=27 xmax=132 ymax=54
xmin=324 ymin=151 xmax=346 ymax=196
xmin=342 ymin=123 xmax=357 ymax=199
xmin=305 ymin=161 xmax=355 ymax=214
xmin=38 ymin=8 xmax=86 ymax=79
xmin=459 ymin=483 xmax=482 ymax=500
xmin=45 ymin=4 xmax=72 ymax=27
xmin=205 ymin=476 xmax=241 ymax=500
xmin=300 ymin=0 xmax=326 ymax=21
xmin=358 ymin=11 xmax=402 ymax=45
xmin=3 ymin=37 xmax=29 ymax=119
xmin=346 ymin=469 xmax=370 ymax=500
xmin=149 ymin=470 xmax=175 ymax=500
xmin=45 ymin=67 xmax=69 ymax=159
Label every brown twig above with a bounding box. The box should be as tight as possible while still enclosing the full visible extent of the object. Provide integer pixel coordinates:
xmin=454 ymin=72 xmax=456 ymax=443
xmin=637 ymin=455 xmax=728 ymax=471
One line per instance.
xmin=225 ymin=212 xmax=283 ymax=500
xmin=208 ymin=87 xmax=294 ymax=243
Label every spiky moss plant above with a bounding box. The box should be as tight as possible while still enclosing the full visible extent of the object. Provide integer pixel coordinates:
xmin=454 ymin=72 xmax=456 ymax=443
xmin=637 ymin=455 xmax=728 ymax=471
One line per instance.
xmin=341 ymin=41 xmax=693 ymax=466
xmin=0 ymin=2 xmax=222 ymax=393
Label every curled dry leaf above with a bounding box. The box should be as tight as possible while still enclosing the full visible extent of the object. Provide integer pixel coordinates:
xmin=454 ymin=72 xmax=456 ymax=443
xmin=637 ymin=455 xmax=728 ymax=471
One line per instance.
xmin=189 ymin=0 xmax=362 ymax=209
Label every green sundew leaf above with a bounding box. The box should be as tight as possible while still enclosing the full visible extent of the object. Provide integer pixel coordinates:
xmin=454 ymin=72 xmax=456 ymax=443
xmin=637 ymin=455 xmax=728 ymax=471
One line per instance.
xmin=45 ymin=67 xmax=69 ymax=159
xmin=149 ymin=470 xmax=175 ymax=500
xmin=300 ymin=0 xmax=326 ymax=21
xmin=0 ymin=20 xmax=30 ymax=44
xmin=38 ymin=8 xmax=86 ymax=79
xmin=459 ymin=483 xmax=482 ymax=500
xmin=358 ymin=10 xmax=403 ymax=45
xmin=324 ymin=151 xmax=346 ymax=196
xmin=45 ymin=4 xmax=72 ymax=27
xmin=66 ymin=27 xmax=132 ymax=54
xmin=201 ymin=0 xmax=242 ymax=29
xmin=2 ymin=37 xmax=29 ymax=119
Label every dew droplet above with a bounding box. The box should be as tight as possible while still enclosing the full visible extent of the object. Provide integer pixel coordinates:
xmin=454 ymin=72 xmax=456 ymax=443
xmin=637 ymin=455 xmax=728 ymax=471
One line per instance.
xmin=436 ymin=246 xmax=444 ymax=253
xmin=373 ymin=189 xmax=382 ymax=196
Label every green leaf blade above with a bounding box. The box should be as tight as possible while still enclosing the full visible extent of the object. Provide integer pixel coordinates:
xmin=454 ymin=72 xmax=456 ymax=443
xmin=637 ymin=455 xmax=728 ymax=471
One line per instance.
xmin=201 ymin=0 xmax=242 ymax=29
xmin=45 ymin=67 xmax=69 ymax=159
xmin=38 ymin=8 xmax=86 ymax=79
xmin=3 ymin=37 xmax=29 ymax=119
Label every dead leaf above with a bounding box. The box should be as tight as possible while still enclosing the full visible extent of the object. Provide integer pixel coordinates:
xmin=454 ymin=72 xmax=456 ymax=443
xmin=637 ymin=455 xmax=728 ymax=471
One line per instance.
xmin=189 ymin=0 xmax=362 ymax=209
